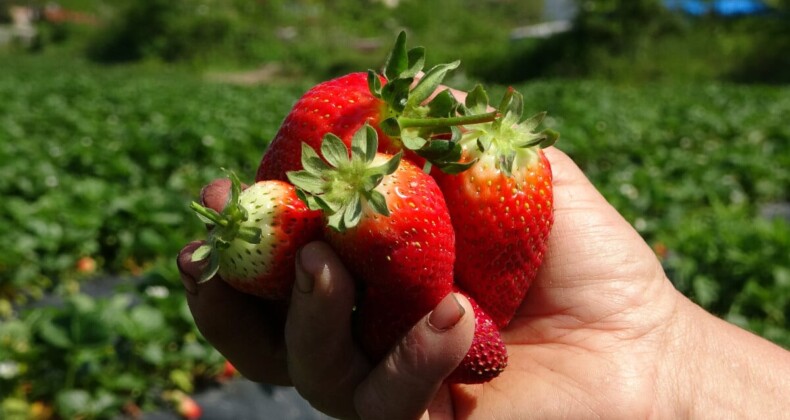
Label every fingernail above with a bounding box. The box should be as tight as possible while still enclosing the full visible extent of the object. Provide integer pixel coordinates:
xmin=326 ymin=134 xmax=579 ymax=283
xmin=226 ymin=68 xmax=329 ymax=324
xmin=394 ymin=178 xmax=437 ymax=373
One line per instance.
xmin=429 ymin=293 xmax=465 ymax=331
xmin=294 ymin=248 xmax=314 ymax=294
xmin=177 ymin=254 xmax=199 ymax=295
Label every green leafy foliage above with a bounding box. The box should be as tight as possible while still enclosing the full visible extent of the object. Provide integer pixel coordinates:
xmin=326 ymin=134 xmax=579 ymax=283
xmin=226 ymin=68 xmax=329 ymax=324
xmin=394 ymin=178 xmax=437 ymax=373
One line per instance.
xmin=0 ymin=269 xmax=226 ymax=418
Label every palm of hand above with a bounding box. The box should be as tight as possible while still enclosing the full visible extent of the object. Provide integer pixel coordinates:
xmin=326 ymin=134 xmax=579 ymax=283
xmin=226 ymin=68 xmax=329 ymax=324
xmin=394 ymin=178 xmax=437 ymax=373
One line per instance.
xmin=440 ymin=149 xmax=681 ymax=418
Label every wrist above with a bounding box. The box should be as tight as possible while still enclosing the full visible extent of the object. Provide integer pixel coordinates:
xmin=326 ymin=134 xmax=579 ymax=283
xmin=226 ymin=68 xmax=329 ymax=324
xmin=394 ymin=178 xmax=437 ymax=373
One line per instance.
xmin=657 ymin=291 xmax=790 ymax=418
xmin=650 ymin=290 xmax=696 ymax=418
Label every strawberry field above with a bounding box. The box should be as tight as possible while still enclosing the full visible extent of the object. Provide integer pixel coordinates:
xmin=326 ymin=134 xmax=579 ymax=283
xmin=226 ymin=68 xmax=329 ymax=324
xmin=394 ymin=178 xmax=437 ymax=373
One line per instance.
xmin=1 ymin=52 xmax=789 ymax=417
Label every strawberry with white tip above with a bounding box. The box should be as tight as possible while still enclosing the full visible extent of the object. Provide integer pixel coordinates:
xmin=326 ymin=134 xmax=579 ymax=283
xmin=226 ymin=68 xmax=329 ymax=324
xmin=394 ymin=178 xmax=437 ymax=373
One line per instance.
xmin=190 ymin=172 xmax=323 ymax=299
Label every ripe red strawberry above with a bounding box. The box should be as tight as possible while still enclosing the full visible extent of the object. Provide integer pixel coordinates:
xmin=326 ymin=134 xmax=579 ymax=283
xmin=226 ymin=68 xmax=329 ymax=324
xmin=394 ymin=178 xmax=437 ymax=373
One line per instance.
xmin=190 ymin=172 xmax=322 ymax=299
xmin=177 ymin=396 xmax=201 ymax=420
xmin=288 ymin=125 xmax=507 ymax=383
xmin=433 ymin=86 xmax=559 ymax=329
xmin=168 ymin=391 xmax=202 ymax=420
xmin=447 ymin=288 xmax=508 ymax=384
xmin=257 ymin=32 xmax=496 ymax=182
xmin=218 ymin=360 xmax=237 ymax=381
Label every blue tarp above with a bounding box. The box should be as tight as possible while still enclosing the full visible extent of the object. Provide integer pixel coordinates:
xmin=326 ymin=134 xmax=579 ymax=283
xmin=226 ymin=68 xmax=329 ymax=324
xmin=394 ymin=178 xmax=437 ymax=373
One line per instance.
xmin=664 ymin=0 xmax=771 ymax=16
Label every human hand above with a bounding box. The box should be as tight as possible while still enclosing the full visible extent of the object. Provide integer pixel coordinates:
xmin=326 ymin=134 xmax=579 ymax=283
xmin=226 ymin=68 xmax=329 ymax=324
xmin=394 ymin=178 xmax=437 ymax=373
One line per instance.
xmin=178 ymin=145 xmax=681 ymax=418
xmin=178 ymin=178 xmax=476 ymax=419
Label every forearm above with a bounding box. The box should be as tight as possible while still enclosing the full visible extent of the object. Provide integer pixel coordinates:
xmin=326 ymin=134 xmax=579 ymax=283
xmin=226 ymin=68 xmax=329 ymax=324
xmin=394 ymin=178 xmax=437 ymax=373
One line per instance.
xmin=668 ymin=294 xmax=790 ymax=418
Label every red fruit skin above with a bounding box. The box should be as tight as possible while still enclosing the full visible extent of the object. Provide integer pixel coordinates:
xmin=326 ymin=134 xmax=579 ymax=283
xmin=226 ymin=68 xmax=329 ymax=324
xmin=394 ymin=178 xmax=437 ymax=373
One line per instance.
xmin=220 ymin=181 xmax=323 ymax=299
xmin=325 ymin=156 xmax=455 ymax=362
xmin=177 ymin=396 xmax=202 ymax=420
xmin=447 ymin=288 xmax=508 ymax=384
xmin=219 ymin=360 xmax=237 ymax=380
xmin=257 ymin=73 xmax=412 ymax=182
xmin=434 ymin=150 xmax=554 ymax=329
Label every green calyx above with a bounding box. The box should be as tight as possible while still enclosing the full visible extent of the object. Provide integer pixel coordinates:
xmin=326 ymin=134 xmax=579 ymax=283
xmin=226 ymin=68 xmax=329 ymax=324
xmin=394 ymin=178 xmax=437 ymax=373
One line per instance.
xmin=287 ymin=125 xmax=401 ymax=232
xmin=369 ymin=31 xmax=498 ymax=172
xmin=459 ymin=85 xmax=560 ymax=177
xmin=189 ymin=170 xmax=261 ymax=283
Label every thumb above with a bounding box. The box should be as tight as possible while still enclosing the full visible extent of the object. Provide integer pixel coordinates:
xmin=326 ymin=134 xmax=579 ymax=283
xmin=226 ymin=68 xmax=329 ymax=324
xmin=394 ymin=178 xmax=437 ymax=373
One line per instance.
xmin=353 ymin=292 xmax=475 ymax=420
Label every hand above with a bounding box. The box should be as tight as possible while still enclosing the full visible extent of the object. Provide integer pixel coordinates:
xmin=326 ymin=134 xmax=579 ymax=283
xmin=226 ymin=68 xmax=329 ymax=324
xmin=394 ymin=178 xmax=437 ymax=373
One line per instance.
xmin=178 ymin=150 xmax=790 ymax=419
xmin=178 ymin=179 xmax=475 ymax=419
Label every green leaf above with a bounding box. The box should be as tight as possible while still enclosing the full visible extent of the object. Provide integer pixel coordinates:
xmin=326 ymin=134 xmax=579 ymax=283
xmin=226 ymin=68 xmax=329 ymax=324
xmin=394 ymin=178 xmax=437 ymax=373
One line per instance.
xmin=426 ymin=89 xmax=457 ymax=118
xmin=130 ymin=305 xmax=166 ymax=337
xmin=381 ymin=77 xmax=413 ymax=113
xmin=224 ymin=169 xmax=245 ymax=218
xmin=313 ymin=194 xmax=340 ymax=213
xmin=237 ymin=226 xmax=262 ymax=244
xmin=351 ymin=124 xmax=377 ymax=164
xmin=498 ymin=153 xmax=516 ymax=177
xmin=287 ymin=170 xmax=326 ymax=195
xmin=465 ymin=84 xmax=490 ymax=113
xmin=380 ymin=117 xmax=402 ymax=138
xmin=141 ymin=341 xmax=164 ymax=365
xmin=300 ymin=142 xmax=330 ymax=175
xmin=321 ymin=134 xmax=350 ymax=167
xmin=200 ymin=253 xmax=220 ymax=283
xmin=326 ymin=209 xmax=345 ymax=231
xmin=506 ymin=90 xmax=524 ymax=120
xmin=190 ymin=244 xmax=212 ymax=262
xmin=521 ymin=111 xmax=547 ymax=132
xmin=367 ymin=190 xmax=390 ymax=216
xmin=56 ymin=389 xmax=91 ymax=418
xmin=417 ymin=138 xmax=456 ymax=160
xmin=405 ymin=47 xmax=426 ymax=78
xmin=38 ymin=318 xmax=72 ymax=348
xmin=374 ymin=151 xmax=403 ymax=177
xmin=343 ymin=193 xmax=363 ymax=228
xmin=407 ymin=61 xmax=460 ymax=110
xmin=401 ymin=129 xmax=428 ymax=150
xmin=384 ymin=31 xmax=408 ymax=80
xmin=436 ymin=159 xmax=478 ymax=175
xmin=368 ymin=70 xmax=382 ymax=98
xmin=361 ymin=172 xmax=385 ymax=192
xmin=170 ymin=369 xmax=194 ymax=393
xmin=539 ymin=129 xmax=560 ymax=148
xmin=693 ymin=275 xmax=720 ymax=307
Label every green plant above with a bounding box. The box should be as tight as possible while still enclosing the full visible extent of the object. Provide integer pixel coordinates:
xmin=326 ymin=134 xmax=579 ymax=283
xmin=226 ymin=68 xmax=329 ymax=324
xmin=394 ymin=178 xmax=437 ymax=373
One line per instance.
xmin=0 ymin=271 xmax=225 ymax=418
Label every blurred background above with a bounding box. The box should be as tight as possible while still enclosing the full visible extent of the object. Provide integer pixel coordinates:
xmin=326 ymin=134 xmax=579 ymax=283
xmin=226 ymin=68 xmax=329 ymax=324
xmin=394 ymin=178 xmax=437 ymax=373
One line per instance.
xmin=1 ymin=0 xmax=788 ymax=418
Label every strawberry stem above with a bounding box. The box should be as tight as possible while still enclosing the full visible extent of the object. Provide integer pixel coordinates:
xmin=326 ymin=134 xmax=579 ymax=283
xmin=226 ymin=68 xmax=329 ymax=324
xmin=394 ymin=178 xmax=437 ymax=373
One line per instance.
xmin=188 ymin=171 xmax=263 ymax=281
xmin=398 ymin=111 xmax=498 ymax=129
xmin=190 ymin=201 xmax=227 ymax=226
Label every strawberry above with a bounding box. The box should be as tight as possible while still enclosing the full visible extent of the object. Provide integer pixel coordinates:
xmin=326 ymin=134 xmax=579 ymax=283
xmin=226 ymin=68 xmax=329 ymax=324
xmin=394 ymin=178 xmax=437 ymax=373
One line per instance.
xmin=288 ymin=125 xmax=507 ymax=383
xmin=189 ymin=172 xmax=323 ymax=299
xmin=256 ymin=31 xmax=497 ymax=182
xmin=178 ymin=397 xmax=201 ymax=420
xmin=433 ymin=86 xmax=559 ymax=329
xmin=218 ymin=360 xmax=237 ymax=381
xmin=447 ymin=288 xmax=508 ymax=384
xmin=169 ymin=391 xmax=202 ymax=420
xmin=75 ymin=256 xmax=97 ymax=274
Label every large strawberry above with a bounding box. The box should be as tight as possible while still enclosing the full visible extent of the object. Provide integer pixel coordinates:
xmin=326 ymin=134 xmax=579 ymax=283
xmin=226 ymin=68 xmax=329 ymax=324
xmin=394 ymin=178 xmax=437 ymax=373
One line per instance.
xmin=288 ymin=125 xmax=507 ymax=383
xmin=189 ymin=172 xmax=323 ymax=299
xmin=433 ymin=86 xmax=559 ymax=329
xmin=256 ymin=31 xmax=496 ymax=182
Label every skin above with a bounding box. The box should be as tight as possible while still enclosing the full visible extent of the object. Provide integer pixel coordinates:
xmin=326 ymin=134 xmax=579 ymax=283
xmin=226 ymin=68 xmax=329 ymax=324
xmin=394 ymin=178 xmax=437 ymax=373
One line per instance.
xmin=178 ymin=136 xmax=790 ymax=420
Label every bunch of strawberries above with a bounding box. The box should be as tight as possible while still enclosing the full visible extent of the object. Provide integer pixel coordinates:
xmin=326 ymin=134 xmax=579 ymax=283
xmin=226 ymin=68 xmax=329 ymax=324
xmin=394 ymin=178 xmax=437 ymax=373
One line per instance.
xmin=190 ymin=32 xmax=558 ymax=384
